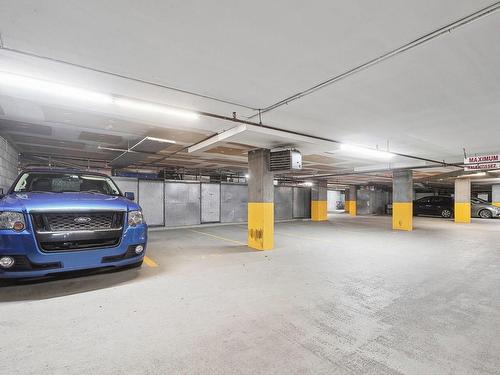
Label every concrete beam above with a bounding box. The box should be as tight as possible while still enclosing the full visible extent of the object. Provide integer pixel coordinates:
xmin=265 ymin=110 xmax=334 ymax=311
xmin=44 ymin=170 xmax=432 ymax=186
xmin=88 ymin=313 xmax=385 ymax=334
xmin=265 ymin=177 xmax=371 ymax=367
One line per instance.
xmin=188 ymin=124 xmax=247 ymax=154
xmin=188 ymin=123 xmax=339 ymax=154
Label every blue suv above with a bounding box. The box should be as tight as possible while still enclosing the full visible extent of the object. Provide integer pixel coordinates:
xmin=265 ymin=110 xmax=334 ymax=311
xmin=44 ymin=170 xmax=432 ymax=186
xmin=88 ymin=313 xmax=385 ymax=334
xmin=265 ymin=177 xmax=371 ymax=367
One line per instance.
xmin=0 ymin=169 xmax=147 ymax=279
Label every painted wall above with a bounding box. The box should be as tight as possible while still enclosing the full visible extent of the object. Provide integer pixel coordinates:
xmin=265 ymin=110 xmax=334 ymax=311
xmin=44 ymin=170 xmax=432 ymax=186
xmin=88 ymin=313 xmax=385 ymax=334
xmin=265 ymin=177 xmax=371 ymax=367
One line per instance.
xmin=0 ymin=136 xmax=18 ymax=194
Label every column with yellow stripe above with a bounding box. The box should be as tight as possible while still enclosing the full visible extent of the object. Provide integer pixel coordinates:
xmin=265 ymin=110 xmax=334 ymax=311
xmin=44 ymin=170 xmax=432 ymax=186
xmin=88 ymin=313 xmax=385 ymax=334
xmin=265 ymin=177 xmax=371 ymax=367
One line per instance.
xmin=344 ymin=189 xmax=350 ymax=213
xmin=392 ymin=170 xmax=413 ymax=231
xmin=347 ymin=185 xmax=357 ymax=216
xmin=492 ymin=184 xmax=500 ymax=207
xmin=454 ymin=178 xmax=471 ymax=223
xmin=311 ymin=180 xmax=328 ymax=221
xmin=247 ymin=149 xmax=274 ymax=250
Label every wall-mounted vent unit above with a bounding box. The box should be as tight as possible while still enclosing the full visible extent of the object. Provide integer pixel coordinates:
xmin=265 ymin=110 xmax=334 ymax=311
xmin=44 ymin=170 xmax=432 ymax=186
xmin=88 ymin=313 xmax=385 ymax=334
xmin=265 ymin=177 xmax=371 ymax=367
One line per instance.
xmin=269 ymin=149 xmax=302 ymax=171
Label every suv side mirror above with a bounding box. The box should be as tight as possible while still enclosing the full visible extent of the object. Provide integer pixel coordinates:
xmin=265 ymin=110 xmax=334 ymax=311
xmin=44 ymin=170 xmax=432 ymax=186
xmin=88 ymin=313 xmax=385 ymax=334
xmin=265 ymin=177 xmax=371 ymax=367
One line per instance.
xmin=124 ymin=192 xmax=135 ymax=201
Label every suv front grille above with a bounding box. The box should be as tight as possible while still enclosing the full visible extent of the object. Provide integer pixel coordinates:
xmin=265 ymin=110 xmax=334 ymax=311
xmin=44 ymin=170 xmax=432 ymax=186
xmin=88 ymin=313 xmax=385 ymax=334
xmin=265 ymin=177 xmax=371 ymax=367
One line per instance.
xmin=32 ymin=212 xmax=124 ymax=232
xmin=31 ymin=211 xmax=125 ymax=252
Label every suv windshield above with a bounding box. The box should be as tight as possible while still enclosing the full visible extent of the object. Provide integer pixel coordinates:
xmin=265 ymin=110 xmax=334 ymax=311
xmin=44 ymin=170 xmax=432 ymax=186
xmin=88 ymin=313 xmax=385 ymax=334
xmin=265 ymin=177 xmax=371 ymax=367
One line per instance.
xmin=12 ymin=172 xmax=121 ymax=196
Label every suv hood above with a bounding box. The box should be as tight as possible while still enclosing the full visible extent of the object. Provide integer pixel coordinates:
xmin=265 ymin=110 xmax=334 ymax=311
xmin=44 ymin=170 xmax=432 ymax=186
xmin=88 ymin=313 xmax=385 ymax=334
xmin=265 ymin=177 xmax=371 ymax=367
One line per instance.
xmin=0 ymin=192 xmax=141 ymax=212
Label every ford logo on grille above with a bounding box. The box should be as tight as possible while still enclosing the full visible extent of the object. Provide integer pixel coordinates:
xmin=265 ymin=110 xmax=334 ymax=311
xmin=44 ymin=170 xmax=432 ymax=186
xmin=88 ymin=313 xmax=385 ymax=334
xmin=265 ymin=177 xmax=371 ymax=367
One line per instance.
xmin=74 ymin=217 xmax=92 ymax=224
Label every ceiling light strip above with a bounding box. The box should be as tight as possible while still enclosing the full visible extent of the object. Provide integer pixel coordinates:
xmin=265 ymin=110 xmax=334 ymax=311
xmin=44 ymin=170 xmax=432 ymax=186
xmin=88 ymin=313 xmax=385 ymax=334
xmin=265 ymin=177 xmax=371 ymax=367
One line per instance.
xmin=0 ymin=71 xmax=199 ymax=120
xmin=0 ymin=46 xmax=259 ymax=111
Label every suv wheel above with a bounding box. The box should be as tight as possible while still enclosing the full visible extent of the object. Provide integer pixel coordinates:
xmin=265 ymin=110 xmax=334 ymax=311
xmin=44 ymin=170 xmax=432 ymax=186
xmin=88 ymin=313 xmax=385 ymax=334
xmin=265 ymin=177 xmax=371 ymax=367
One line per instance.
xmin=478 ymin=209 xmax=493 ymax=219
xmin=441 ymin=209 xmax=453 ymax=218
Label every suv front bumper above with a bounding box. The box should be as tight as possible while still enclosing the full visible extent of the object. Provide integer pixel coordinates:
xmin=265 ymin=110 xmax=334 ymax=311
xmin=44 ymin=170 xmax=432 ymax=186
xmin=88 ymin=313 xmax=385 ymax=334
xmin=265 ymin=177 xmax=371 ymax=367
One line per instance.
xmin=0 ymin=224 xmax=147 ymax=279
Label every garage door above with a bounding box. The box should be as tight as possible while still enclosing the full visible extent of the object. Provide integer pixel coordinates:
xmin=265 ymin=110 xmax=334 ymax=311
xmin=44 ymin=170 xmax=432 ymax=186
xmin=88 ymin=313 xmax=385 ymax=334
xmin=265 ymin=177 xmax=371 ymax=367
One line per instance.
xmin=293 ymin=187 xmax=311 ymax=219
xmin=165 ymin=182 xmax=201 ymax=226
xmin=138 ymin=180 xmax=164 ymax=226
xmin=274 ymin=186 xmax=293 ymax=220
xmin=201 ymin=183 xmax=221 ymax=223
xmin=221 ymin=183 xmax=247 ymax=223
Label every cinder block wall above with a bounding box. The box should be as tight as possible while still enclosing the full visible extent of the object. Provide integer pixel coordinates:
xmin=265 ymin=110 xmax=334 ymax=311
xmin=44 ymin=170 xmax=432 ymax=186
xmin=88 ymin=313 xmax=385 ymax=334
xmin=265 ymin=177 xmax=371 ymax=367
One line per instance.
xmin=0 ymin=136 xmax=19 ymax=194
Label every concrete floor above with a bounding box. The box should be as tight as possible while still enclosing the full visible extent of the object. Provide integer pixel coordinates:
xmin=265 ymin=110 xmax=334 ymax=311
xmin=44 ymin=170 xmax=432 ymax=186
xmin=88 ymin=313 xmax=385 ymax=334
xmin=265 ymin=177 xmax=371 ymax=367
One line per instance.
xmin=1 ymin=214 xmax=499 ymax=374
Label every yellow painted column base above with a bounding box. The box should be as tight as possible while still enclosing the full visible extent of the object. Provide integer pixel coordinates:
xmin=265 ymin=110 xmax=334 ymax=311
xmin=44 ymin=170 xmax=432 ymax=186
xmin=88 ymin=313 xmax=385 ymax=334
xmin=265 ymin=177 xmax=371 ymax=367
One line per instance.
xmin=248 ymin=202 xmax=274 ymax=250
xmin=492 ymin=202 xmax=500 ymax=208
xmin=349 ymin=201 xmax=357 ymax=216
xmin=392 ymin=202 xmax=413 ymax=231
xmin=454 ymin=202 xmax=471 ymax=223
xmin=311 ymin=200 xmax=327 ymax=221
xmin=344 ymin=200 xmax=350 ymax=213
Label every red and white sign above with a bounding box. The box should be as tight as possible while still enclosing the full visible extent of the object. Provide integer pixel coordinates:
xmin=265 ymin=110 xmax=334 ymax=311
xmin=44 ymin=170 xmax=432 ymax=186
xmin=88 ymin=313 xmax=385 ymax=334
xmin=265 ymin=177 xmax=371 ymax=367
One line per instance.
xmin=464 ymin=154 xmax=500 ymax=164
xmin=464 ymin=163 xmax=500 ymax=171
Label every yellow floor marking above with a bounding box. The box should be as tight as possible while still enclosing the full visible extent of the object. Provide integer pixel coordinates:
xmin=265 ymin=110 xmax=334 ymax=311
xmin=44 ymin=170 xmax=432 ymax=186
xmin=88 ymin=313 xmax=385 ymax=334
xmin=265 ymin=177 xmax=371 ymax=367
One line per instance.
xmin=188 ymin=229 xmax=246 ymax=246
xmin=143 ymin=256 xmax=158 ymax=268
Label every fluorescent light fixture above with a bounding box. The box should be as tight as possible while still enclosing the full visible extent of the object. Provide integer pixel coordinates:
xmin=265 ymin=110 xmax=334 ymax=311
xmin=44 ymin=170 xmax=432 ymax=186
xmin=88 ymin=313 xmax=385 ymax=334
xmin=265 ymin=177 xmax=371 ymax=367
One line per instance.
xmin=475 ymin=172 xmax=486 ymax=176
xmin=244 ymin=173 xmax=249 ymax=178
xmin=304 ymin=181 xmax=313 ymax=187
xmin=339 ymin=143 xmax=395 ymax=160
xmin=0 ymin=72 xmax=199 ymax=120
xmin=0 ymin=71 xmax=113 ymax=104
xmin=114 ymin=97 xmax=199 ymax=120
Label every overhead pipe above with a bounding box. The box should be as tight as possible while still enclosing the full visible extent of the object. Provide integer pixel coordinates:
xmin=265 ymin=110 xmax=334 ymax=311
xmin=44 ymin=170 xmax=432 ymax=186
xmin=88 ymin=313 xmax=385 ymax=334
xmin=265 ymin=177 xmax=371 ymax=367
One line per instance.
xmin=249 ymin=1 xmax=500 ymax=118
xmin=298 ymin=163 xmax=464 ymax=180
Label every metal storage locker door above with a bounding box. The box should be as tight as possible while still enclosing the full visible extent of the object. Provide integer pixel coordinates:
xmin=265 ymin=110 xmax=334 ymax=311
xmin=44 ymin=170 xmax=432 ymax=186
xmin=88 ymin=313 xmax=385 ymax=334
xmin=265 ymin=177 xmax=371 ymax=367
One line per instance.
xmin=164 ymin=182 xmax=201 ymax=227
xmin=138 ymin=180 xmax=165 ymax=226
xmin=293 ymin=187 xmax=311 ymax=218
xmin=274 ymin=186 xmax=293 ymax=220
xmin=292 ymin=187 xmax=303 ymax=218
xmin=113 ymin=177 xmax=138 ymax=201
xmin=357 ymin=189 xmax=370 ymax=215
xmin=304 ymin=187 xmax=311 ymax=218
xmin=221 ymin=184 xmax=247 ymax=223
xmin=201 ymin=183 xmax=221 ymax=223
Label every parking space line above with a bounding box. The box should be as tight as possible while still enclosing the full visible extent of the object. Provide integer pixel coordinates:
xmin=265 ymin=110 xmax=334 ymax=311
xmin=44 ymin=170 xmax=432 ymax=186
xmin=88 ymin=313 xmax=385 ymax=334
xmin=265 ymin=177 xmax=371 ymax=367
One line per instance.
xmin=188 ymin=229 xmax=246 ymax=246
xmin=143 ymin=256 xmax=158 ymax=267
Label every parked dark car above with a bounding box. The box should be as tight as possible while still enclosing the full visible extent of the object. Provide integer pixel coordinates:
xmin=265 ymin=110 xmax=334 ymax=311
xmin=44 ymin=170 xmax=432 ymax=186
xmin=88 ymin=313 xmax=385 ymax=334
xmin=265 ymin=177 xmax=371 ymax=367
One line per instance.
xmin=413 ymin=195 xmax=500 ymax=219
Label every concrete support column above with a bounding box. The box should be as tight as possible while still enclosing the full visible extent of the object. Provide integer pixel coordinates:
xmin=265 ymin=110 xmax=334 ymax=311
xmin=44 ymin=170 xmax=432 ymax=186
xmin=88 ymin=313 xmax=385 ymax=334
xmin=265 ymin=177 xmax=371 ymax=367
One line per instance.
xmin=454 ymin=178 xmax=471 ymax=223
xmin=492 ymin=185 xmax=500 ymax=207
xmin=347 ymin=185 xmax=357 ymax=216
xmin=344 ymin=189 xmax=350 ymax=213
xmin=311 ymin=180 xmax=328 ymax=221
xmin=392 ymin=170 xmax=413 ymax=231
xmin=247 ymin=149 xmax=274 ymax=250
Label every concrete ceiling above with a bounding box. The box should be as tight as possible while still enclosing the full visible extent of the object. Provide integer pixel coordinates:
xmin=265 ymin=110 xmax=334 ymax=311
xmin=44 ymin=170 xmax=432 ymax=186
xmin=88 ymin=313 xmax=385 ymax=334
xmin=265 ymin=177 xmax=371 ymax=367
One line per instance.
xmin=0 ymin=1 xmax=499 ymax=183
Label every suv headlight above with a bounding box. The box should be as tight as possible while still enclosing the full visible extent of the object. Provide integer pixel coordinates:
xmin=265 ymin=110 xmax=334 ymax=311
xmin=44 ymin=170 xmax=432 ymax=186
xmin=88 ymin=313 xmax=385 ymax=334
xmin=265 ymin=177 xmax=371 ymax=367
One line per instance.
xmin=0 ymin=211 xmax=25 ymax=231
xmin=128 ymin=210 xmax=144 ymax=226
